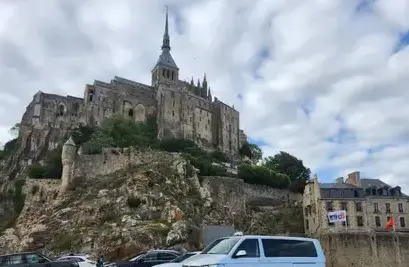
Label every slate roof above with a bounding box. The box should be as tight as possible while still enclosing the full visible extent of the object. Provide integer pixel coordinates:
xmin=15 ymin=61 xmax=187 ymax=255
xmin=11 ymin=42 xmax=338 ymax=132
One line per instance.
xmin=319 ymin=183 xmax=358 ymax=189
xmin=155 ymin=50 xmax=178 ymax=69
xmin=360 ymin=178 xmax=392 ymax=189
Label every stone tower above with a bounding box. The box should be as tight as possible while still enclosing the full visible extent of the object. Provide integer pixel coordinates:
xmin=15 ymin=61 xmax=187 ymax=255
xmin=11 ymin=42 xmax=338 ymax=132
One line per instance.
xmin=60 ymin=136 xmax=76 ymax=193
xmin=151 ymin=7 xmax=179 ymax=87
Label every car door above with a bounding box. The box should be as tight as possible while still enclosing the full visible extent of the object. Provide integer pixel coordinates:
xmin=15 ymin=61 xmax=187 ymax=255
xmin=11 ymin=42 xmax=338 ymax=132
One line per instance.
xmin=8 ymin=254 xmax=30 ymax=267
xmin=133 ymin=252 xmax=158 ymax=267
xmin=25 ymin=253 xmax=51 ymax=267
xmin=153 ymin=253 xmax=178 ymax=266
xmin=227 ymin=238 xmax=261 ymax=267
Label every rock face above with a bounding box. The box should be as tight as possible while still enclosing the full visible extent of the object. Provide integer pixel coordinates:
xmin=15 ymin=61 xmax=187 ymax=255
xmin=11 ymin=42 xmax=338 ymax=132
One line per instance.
xmin=0 ymin=149 xmax=304 ymax=259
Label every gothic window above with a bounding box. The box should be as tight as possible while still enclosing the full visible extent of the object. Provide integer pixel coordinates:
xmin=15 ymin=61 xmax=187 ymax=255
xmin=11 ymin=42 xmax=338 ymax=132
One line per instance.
xmin=163 ymin=69 xmax=165 ymax=77
xmin=172 ymin=111 xmax=174 ymax=116
xmin=167 ymin=70 xmax=170 ymax=78
xmin=57 ymin=104 xmax=65 ymax=116
xmin=73 ymin=103 xmax=79 ymax=115
xmin=128 ymin=109 xmax=134 ymax=117
xmin=171 ymin=71 xmax=174 ymax=80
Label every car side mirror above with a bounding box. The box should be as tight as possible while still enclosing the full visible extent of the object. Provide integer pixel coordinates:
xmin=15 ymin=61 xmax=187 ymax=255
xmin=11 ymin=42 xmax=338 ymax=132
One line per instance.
xmin=233 ymin=250 xmax=247 ymax=258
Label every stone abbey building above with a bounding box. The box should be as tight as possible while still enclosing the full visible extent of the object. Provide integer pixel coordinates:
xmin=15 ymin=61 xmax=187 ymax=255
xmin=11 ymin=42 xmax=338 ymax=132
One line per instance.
xmin=20 ymin=10 xmax=247 ymax=156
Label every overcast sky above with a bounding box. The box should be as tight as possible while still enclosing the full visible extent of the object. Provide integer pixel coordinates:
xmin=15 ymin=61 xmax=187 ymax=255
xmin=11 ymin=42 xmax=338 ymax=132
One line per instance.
xmin=0 ymin=0 xmax=409 ymax=191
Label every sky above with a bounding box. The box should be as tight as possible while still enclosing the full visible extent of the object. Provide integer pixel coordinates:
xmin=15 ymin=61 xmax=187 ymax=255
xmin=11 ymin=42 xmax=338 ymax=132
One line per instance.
xmin=0 ymin=0 xmax=409 ymax=192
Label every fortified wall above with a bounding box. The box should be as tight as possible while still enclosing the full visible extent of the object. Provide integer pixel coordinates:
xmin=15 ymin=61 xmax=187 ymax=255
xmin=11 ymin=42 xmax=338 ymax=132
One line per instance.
xmin=321 ymin=232 xmax=409 ymax=267
xmin=66 ymin=147 xmax=302 ymax=212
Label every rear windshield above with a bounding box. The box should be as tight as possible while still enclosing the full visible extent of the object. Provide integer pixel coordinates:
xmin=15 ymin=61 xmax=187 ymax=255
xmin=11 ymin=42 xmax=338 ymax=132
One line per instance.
xmin=261 ymin=239 xmax=318 ymax=257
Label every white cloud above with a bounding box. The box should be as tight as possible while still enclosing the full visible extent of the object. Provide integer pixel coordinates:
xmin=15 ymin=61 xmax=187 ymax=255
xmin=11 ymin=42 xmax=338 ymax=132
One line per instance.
xmin=0 ymin=0 xmax=409 ymax=192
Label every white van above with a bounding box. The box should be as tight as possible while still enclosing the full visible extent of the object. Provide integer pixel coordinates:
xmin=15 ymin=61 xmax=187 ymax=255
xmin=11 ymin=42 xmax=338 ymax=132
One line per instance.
xmin=181 ymin=235 xmax=325 ymax=267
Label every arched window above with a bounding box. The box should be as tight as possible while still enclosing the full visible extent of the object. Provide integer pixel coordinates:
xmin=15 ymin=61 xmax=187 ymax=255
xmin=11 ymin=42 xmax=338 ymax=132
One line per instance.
xmin=128 ymin=109 xmax=134 ymax=117
xmin=73 ymin=103 xmax=79 ymax=115
xmin=162 ymin=69 xmax=165 ymax=77
xmin=57 ymin=104 xmax=65 ymax=116
xmin=171 ymin=71 xmax=174 ymax=80
xmin=167 ymin=70 xmax=170 ymax=78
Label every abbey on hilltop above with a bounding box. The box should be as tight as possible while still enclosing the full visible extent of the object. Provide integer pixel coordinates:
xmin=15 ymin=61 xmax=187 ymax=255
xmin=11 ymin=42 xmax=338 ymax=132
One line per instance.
xmin=21 ymin=10 xmax=247 ymax=155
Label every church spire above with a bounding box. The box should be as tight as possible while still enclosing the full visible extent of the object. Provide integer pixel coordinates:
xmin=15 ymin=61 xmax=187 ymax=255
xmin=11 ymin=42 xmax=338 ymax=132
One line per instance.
xmin=162 ymin=6 xmax=170 ymax=51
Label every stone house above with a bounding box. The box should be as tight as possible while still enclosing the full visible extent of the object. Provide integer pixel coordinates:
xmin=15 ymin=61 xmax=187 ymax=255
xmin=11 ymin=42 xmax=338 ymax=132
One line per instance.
xmin=303 ymin=171 xmax=409 ymax=234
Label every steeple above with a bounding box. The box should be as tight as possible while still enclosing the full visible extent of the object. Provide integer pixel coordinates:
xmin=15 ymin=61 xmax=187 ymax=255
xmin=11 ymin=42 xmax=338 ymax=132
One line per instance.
xmin=201 ymin=73 xmax=208 ymax=98
xmin=151 ymin=6 xmax=179 ymax=86
xmin=162 ymin=6 xmax=170 ymax=50
xmin=208 ymin=87 xmax=212 ymax=101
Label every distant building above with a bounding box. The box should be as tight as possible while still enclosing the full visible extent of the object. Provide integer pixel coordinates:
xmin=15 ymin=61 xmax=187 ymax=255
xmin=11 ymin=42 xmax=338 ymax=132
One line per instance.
xmin=19 ymin=9 xmax=247 ymax=156
xmin=303 ymin=171 xmax=408 ymax=234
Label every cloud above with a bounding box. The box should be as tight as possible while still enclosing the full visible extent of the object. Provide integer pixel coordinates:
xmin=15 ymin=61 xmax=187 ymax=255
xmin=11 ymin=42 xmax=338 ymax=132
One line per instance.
xmin=0 ymin=0 xmax=409 ymax=192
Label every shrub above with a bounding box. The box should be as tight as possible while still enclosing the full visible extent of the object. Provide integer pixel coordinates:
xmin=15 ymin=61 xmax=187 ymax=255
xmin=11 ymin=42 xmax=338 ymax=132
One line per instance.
xmin=210 ymin=150 xmax=229 ymax=162
xmin=238 ymin=164 xmax=290 ymax=189
xmin=70 ymin=124 xmax=95 ymax=146
xmin=82 ymin=115 xmax=158 ymax=154
xmin=26 ymin=146 xmax=63 ymax=179
xmin=31 ymin=184 xmax=40 ymax=195
xmin=127 ymin=196 xmax=143 ymax=208
xmin=27 ymin=164 xmax=46 ymax=179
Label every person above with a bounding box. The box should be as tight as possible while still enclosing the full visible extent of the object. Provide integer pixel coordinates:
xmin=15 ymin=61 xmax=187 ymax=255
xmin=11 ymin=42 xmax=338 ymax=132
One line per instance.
xmin=96 ymin=254 xmax=104 ymax=267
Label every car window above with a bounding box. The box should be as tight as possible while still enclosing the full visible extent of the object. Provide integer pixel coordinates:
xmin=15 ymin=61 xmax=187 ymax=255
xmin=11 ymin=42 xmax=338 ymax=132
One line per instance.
xmin=157 ymin=253 xmax=177 ymax=261
xmin=262 ymin=239 xmax=318 ymax=257
xmin=233 ymin=238 xmax=260 ymax=258
xmin=0 ymin=256 xmax=9 ymax=266
xmin=140 ymin=252 xmax=158 ymax=262
xmin=25 ymin=254 xmax=42 ymax=264
xmin=9 ymin=255 xmax=27 ymax=264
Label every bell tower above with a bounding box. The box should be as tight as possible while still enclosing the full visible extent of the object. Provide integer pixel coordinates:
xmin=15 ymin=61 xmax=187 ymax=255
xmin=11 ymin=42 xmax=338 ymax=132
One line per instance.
xmin=151 ymin=7 xmax=179 ymax=87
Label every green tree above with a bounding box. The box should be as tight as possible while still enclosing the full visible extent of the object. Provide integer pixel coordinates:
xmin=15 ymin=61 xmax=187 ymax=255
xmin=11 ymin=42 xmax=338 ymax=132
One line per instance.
xmin=82 ymin=115 xmax=158 ymax=154
xmin=249 ymin=143 xmax=263 ymax=162
xmin=263 ymin=151 xmax=310 ymax=182
xmin=238 ymin=164 xmax=290 ymax=189
xmin=70 ymin=124 xmax=95 ymax=146
xmin=9 ymin=123 xmax=20 ymax=137
xmin=239 ymin=142 xmax=263 ymax=162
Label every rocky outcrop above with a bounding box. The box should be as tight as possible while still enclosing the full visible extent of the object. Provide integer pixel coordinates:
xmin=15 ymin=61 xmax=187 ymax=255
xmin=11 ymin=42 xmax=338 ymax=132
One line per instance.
xmin=0 ymin=149 xmax=304 ymax=259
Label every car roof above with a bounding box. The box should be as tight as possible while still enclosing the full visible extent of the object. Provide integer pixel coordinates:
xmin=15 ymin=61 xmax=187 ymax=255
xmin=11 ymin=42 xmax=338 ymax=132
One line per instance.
xmin=228 ymin=235 xmax=318 ymax=242
xmin=1 ymin=252 xmax=42 ymax=257
xmin=148 ymin=250 xmax=180 ymax=254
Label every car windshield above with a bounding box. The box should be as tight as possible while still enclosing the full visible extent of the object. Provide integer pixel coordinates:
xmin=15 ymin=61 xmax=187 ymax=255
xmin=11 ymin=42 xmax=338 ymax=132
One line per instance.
xmin=170 ymin=253 xmax=195 ymax=263
xmin=202 ymin=237 xmax=228 ymax=254
xmin=202 ymin=237 xmax=241 ymax=255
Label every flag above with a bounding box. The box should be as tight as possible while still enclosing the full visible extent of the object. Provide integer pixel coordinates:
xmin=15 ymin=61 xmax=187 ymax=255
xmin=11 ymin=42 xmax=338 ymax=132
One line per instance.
xmin=328 ymin=210 xmax=347 ymax=223
xmin=386 ymin=217 xmax=395 ymax=231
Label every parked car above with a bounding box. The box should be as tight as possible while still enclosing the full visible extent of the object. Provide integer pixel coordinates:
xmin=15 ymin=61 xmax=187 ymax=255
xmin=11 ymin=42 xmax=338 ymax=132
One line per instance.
xmin=152 ymin=252 xmax=200 ymax=267
xmin=182 ymin=235 xmax=326 ymax=267
xmin=0 ymin=252 xmax=79 ymax=267
xmin=57 ymin=254 xmax=96 ymax=267
xmin=115 ymin=250 xmax=181 ymax=267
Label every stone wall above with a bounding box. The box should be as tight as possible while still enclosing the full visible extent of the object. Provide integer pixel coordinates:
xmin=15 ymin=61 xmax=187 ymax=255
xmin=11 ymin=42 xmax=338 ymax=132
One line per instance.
xmin=72 ymin=149 xmax=302 ymax=215
xmin=201 ymin=176 xmax=302 ymax=212
xmin=321 ymin=232 xmax=408 ymax=267
xmin=73 ymin=148 xmax=180 ymax=178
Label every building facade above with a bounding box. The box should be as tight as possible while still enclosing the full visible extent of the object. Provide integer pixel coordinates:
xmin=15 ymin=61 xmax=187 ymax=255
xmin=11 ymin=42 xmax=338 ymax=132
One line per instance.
xmin=303 ymin=171 xmax=409 ymax=234
xmin=19 ymin=10 xmax=246 ymax=156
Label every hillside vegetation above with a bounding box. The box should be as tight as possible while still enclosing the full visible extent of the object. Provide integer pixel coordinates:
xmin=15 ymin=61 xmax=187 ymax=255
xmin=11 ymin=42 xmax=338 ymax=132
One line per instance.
xmin=20 ymin=115 xmax=311 ymax=193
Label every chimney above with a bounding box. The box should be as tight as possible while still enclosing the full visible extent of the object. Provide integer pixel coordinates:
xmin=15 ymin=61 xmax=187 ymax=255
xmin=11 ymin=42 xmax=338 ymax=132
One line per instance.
xmin=346 ymin=171 xmax=361 ymax=187
xmin=335 ymin=177 xmax=344 ymax=184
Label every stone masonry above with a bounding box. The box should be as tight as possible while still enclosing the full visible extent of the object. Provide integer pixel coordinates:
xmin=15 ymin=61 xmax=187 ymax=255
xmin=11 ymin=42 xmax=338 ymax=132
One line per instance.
xmin=19 ymin=10 xmax=246 ymax=157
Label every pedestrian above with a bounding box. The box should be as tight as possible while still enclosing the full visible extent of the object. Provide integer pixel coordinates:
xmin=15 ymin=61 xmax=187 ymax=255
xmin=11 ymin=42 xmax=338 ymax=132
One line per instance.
xmin=96 ymin=253 xmax=104 ymax=267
